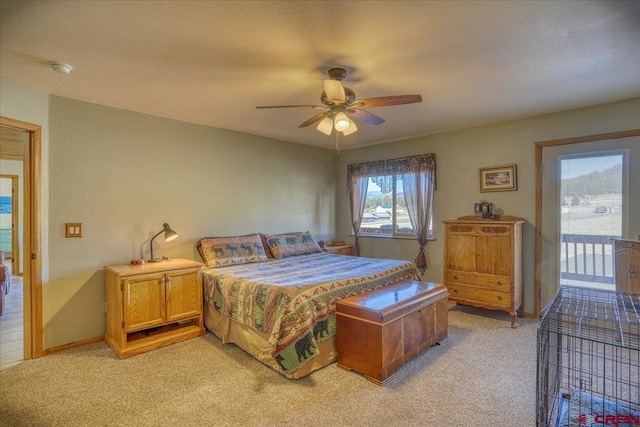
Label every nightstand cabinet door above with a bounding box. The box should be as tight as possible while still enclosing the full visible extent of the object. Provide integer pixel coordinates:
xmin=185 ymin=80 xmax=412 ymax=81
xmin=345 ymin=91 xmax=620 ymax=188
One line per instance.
xmin=124 ymin=272 xmax=166 ymax=332
xmin=166 ymin=268 xmax=202 ymax=322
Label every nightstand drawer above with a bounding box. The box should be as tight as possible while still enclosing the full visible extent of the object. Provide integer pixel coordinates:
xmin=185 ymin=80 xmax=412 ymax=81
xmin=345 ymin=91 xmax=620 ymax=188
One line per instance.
xmin=323 ymin=245 xmax=353 ymax=255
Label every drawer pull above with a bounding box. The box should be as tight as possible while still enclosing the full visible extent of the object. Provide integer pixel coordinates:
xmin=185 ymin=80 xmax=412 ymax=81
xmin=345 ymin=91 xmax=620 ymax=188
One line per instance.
xmin=496 ymin=281 xmax=502 ymax=286
xmin=159 ymin=278 xmax=165 ymax=285
xmin=497 ymin=295 xmax=503 ymax=301
xmin=453 ymin=289 xmax=458 ymax=294
xmin=490 ymin=227 xmax=496 ymax=232
xmin=458 ymin=227 xmax=463 ymax=231
xmin=453 ymin=275 xmax=459 ymax=280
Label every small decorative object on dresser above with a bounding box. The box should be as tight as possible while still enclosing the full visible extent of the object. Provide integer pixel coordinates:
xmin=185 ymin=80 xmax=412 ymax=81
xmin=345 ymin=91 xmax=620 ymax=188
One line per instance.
xmin=474 ymin=200 xmax=493 ymax=219
xmin=612 ymin=238 xmax=640 ymax=293
xmin=443 ymin=215 xmax=525 ymax=328
xmin=104 ymin=258 xmax=204 ymax=358
xmin=479 ymin=164 xmax=517 ymax=192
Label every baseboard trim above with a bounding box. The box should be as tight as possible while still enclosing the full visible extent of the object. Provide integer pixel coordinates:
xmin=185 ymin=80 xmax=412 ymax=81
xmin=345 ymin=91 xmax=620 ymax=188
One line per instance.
xmin=44 ymin=336 xmax=104 ymax=355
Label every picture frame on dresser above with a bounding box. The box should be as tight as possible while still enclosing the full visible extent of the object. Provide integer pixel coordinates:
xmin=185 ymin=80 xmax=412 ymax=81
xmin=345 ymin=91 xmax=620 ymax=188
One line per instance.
xmin=479 ymin=164 xmax=517 ymax=192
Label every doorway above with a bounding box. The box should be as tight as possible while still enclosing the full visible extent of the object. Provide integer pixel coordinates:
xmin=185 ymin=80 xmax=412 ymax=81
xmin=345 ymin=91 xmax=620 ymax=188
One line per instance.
xmin=0 ymin=116 xmax=43 ymax=361
xmin=0 ymin=175 xmax=19 ymax=269
xmin=535 ymin=129 xmax=640 ymax=315
xmin=558 ymin=152 xmax=625 ymax=290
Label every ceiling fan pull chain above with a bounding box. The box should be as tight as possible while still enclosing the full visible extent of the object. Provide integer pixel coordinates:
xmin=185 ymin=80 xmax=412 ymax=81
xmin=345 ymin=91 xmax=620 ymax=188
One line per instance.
xmin=336 ymin=131 xmax=340 ymax=153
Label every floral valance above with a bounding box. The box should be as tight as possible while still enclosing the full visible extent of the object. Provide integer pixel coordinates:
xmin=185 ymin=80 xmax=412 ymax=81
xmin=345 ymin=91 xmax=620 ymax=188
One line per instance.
xmin=347 ymin=154 xmax=436 ymax=193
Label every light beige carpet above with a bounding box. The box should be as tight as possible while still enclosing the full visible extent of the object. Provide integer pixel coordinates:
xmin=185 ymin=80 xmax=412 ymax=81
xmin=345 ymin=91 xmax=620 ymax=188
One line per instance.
xmin=0 ymin=305 xmax=538 ymax=427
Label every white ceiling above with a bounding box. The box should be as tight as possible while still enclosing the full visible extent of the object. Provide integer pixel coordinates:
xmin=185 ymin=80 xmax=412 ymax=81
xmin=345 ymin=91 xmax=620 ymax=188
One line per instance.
xmin=1 ymin=1 xmax=639 ymax=151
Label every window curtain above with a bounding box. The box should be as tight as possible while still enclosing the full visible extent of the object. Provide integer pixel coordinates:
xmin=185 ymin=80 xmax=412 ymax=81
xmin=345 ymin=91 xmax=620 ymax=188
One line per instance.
xmin=347 ymin=175 xmax=368 ymax=256
xmin=347 ymin=154 xmax=436 ymax=261
xmin=403 ymin=169 xmax=435 ymax=276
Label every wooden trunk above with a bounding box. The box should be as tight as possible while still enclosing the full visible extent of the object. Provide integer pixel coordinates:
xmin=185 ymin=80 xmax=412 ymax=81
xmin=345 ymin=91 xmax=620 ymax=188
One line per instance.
xmin=336 ymin=281 xmax=449 ymax=385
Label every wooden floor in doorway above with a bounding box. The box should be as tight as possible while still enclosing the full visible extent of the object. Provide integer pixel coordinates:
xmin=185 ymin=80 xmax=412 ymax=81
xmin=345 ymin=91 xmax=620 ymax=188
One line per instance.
xmin=1 ymin=266 xmax=23 ymax=370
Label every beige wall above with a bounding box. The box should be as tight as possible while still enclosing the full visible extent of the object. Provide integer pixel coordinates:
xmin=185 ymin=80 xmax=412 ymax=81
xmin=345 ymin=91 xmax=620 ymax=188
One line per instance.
xmin=1 ymin=77 xmax=338 ymax=349
xmin=337 ymin=97 xmax=640 ymax=315
xmin=44 ymin=96 xmax=337 ymax=348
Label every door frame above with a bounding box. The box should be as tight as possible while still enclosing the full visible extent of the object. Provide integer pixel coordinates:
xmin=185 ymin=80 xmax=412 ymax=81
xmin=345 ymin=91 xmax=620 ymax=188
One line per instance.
xmin=0 ymin=116 xmax=43 ymax=359
xmin=534 ymin=128 xmax=640 ymax=317
xmin=0 ymin=174 xmax=19 ymax=273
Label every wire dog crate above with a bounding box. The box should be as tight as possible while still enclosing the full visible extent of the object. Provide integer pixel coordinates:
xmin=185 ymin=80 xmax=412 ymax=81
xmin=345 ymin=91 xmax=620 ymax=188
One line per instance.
xmin=536 ymin=286 xmax=639 ymax=427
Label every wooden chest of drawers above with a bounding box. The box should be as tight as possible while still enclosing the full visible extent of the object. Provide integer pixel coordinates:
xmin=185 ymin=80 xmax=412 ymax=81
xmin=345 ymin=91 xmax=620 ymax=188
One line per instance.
xmin=443 ymin=215 xmax=524 ymax=328
xmin=336 ymin=281 xmax=449 ymax=385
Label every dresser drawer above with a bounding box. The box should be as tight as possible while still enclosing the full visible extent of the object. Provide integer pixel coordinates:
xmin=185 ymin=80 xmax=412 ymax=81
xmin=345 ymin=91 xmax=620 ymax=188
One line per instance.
xmin=446 ymin=283 xmax=511 ymax=309
xmin=475 ymin=272 xmax=510 ymax=290
xmin=446 ymin=270 xmax=476 ymax=284
xmin=477 ymin=225 xmax=511 ymax=236
xmin=446 ymin=270 xmax=510 ymax=290
xmin=446 ymin=224 xmax=476 ymax=235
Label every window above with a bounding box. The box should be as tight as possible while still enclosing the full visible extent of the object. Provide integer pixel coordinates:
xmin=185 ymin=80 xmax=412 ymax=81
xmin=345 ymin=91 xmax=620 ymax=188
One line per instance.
xmin=347 ymin=154 xmax=436 ymax=263
xmin=359 ymin=175 xmax=433 ymax=238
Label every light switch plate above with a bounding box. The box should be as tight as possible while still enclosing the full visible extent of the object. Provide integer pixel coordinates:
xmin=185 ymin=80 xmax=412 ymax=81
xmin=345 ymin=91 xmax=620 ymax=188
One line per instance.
xmin=65 ymin=223 xmax=82 ymax=238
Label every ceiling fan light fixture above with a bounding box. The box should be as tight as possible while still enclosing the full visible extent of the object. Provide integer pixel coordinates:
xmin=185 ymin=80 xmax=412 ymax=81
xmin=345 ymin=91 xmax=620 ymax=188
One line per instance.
xmin=317 ymin=117 xmax=333 ymax=135
xmin=334 ymin=112 xmax=350 ymax=132
xmin=342 ymin=118 xmax=358 ymax=136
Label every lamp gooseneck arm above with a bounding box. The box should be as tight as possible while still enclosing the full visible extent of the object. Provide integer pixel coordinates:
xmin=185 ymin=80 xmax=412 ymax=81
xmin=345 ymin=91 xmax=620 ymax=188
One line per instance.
xmin=149 ymin=229 xmax=164 ymax=261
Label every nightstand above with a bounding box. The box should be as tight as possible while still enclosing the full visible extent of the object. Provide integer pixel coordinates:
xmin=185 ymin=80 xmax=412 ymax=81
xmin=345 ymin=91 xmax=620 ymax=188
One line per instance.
xmin=104 ymin=258 xmax=205 ymax=358
xmin=323 ymin=245 xmax=353 ymax=256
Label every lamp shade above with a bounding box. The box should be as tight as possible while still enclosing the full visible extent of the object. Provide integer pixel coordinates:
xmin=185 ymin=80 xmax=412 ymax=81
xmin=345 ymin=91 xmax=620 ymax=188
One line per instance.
xmin=163 ymin=224 xmax=178 ymax=242
xmin=333 ymin=112 xmax=350 ymax=132
xmin=317 ymin=117 xmax=334 ymax=135
xmin=148 ymin=223 xmax=178 ymax=262
xmin=342 ymin=118 xmax=358 ymax=135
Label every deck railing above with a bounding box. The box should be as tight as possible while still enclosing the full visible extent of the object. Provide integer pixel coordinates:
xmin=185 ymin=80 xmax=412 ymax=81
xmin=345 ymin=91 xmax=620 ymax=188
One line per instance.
xmin=560 ymin=234 xmax=620 ymax=284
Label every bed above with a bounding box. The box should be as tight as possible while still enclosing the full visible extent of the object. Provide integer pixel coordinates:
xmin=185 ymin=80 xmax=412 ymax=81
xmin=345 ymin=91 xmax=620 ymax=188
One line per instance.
xmin=198 ymin=232 xmax=419 ymax=379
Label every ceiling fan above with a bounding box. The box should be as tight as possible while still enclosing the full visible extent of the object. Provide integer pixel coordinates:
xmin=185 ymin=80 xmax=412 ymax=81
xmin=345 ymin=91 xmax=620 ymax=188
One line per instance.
xmin=256 ymin=67 xmax=422 ymax=137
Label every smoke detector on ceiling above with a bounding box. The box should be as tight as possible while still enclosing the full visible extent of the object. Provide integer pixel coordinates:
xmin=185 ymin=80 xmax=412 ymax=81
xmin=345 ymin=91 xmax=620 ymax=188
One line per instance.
xmin=50 ymin=62 xmax=73 ymax=74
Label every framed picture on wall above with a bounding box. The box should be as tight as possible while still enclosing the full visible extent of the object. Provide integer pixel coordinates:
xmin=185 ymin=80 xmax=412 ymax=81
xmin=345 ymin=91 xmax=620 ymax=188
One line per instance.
xmin=479 ymin=164 xmax=517 ymax=192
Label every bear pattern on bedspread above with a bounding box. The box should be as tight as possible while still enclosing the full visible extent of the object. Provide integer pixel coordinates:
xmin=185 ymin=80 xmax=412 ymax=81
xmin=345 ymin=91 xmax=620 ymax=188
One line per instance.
xmin=203 ymin=253 xmax=419 ymax=374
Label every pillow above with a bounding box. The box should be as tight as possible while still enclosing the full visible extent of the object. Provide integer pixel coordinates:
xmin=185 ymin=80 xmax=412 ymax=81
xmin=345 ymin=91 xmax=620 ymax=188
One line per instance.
xmin=259 ymin=232 xmax=303 ymax=258
xmin=197 ymin=233 xmax=268 ymax=267
xmin=263 ymin=231 xmax=322 ymax=259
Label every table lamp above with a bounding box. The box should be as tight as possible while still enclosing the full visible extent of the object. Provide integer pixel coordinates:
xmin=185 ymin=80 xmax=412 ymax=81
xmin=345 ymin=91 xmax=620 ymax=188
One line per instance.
xmin=148 ymin=223 xmax=178 ymax=262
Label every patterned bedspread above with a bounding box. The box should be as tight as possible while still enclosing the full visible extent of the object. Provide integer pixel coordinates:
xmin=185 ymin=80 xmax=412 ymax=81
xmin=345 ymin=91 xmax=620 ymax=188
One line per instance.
xmin=202 ymin=253 xmax=418 ymax=374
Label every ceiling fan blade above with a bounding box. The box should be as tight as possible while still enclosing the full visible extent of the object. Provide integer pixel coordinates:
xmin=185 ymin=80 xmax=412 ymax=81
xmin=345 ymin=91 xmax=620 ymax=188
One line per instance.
xmin=354 ymin=95 xmax=422 ymax=108
xmin=299 ymin=112 xmax=330 ymax=128
xmin=256 ymin=104 xmax=325 ymax=109
xmin=349 ymin=109 xmax=385 ymax=125
xmin=323 ymin=79 xmax=345 ymax=104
